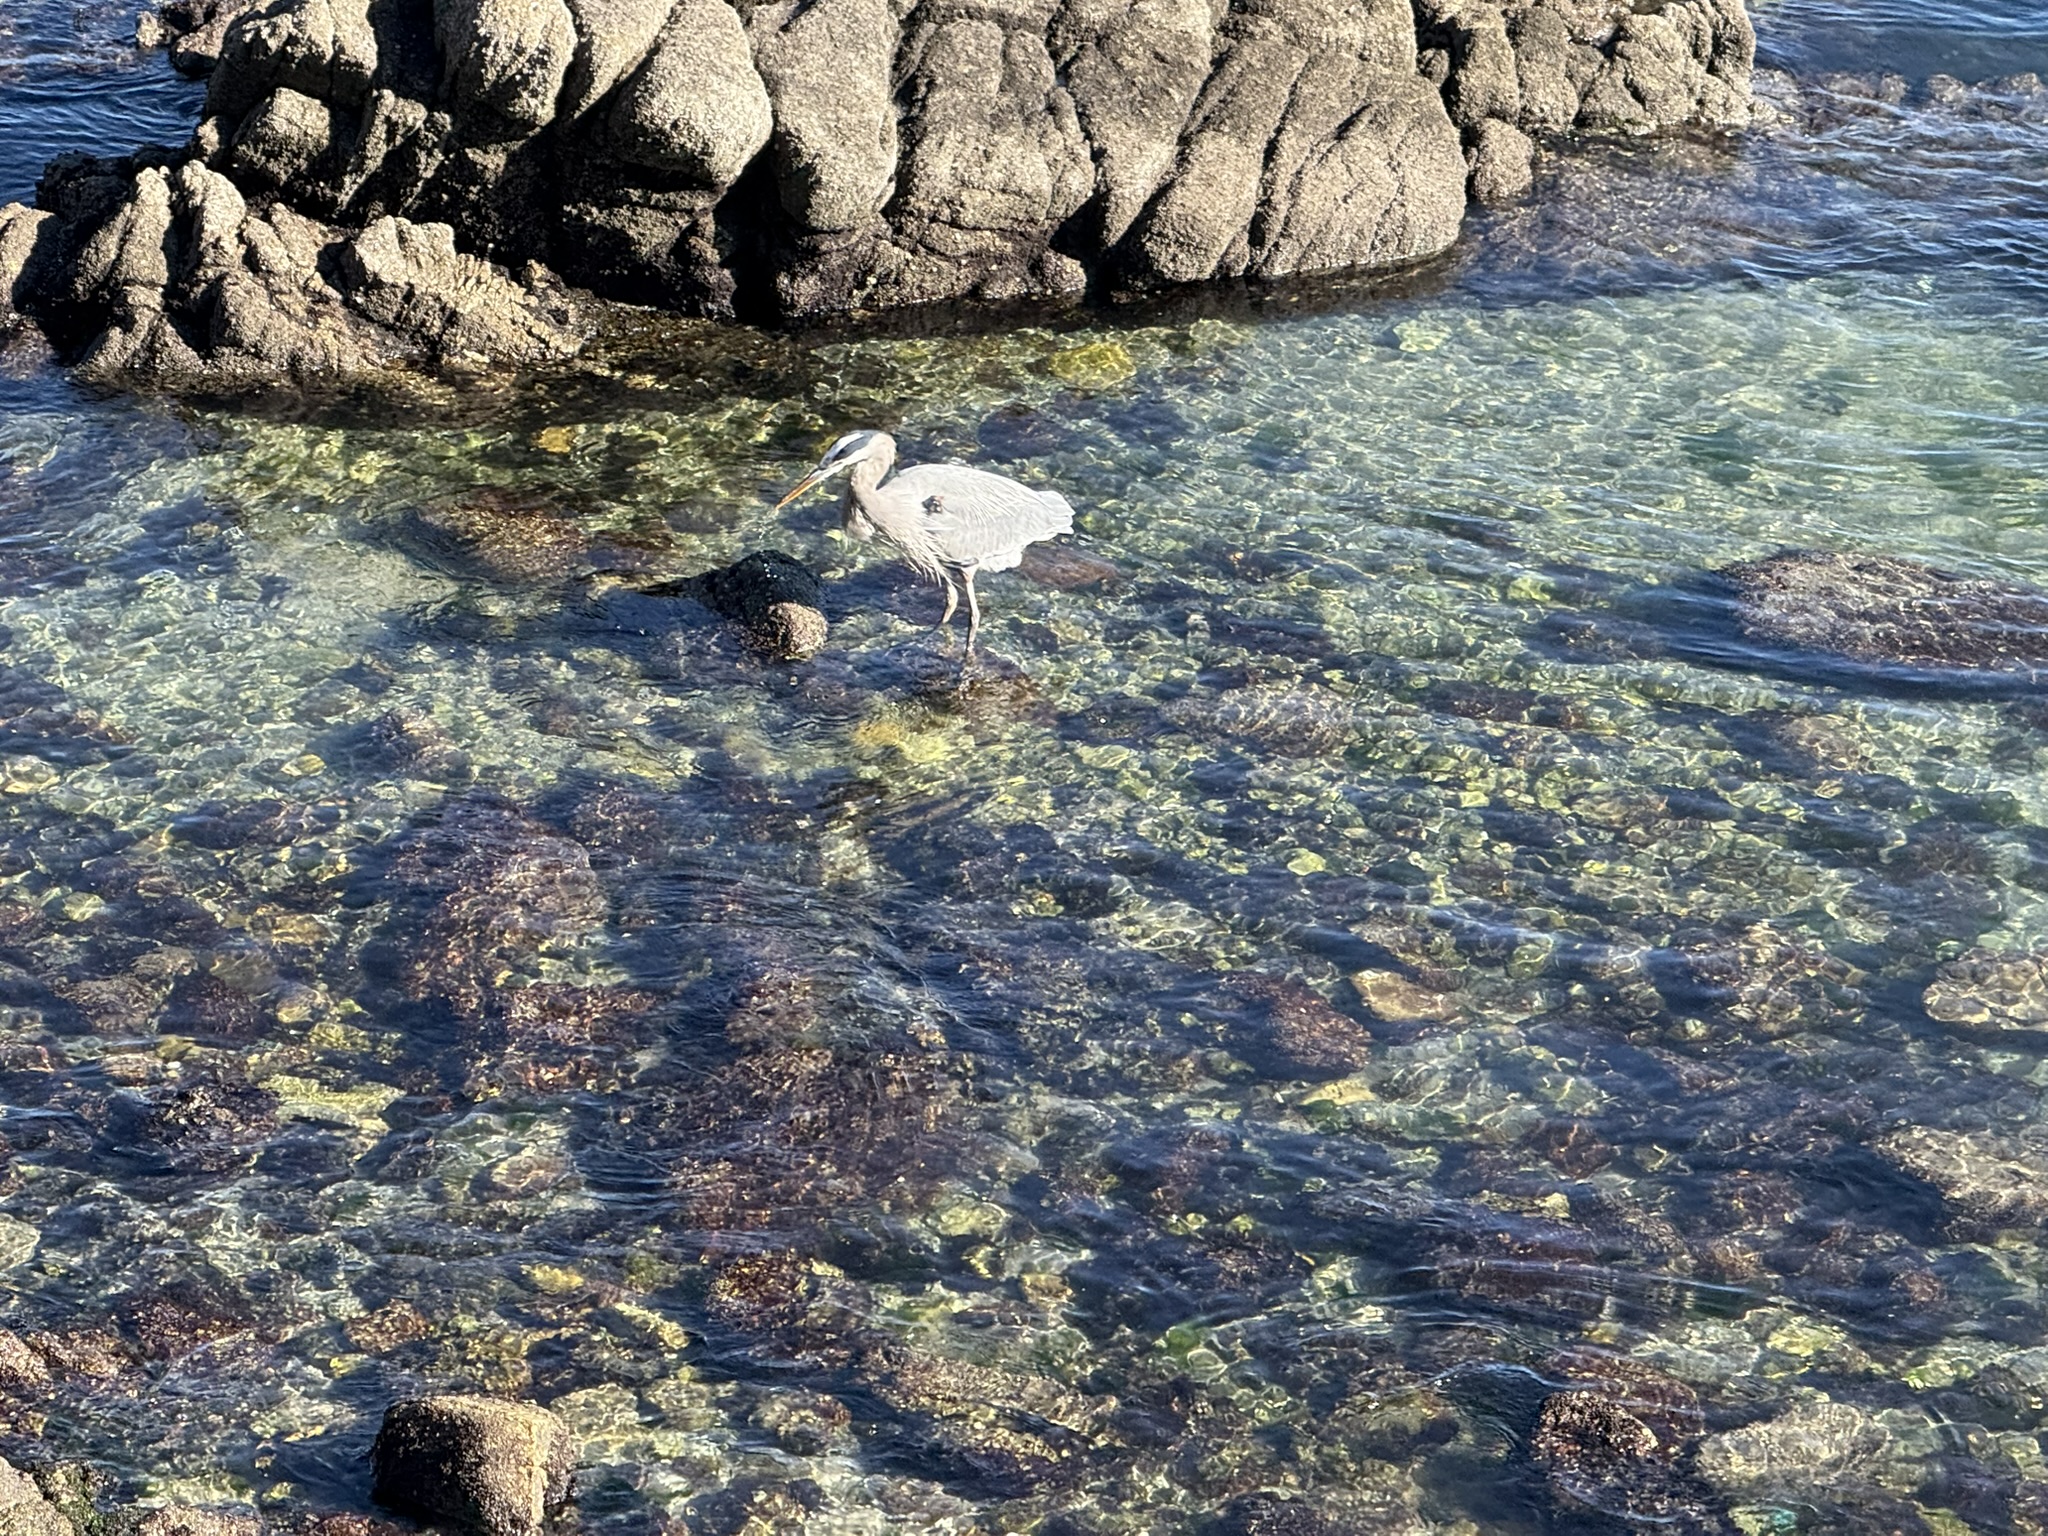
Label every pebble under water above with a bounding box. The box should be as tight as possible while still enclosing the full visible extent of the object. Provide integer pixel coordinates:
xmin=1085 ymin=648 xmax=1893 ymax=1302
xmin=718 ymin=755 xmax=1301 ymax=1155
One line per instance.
xmin=4 ymin=6 xmax=2048 ymax=1534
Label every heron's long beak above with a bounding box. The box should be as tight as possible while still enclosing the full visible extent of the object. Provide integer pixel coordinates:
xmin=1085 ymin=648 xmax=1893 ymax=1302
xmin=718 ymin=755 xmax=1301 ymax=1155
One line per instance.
xmin=775 ymin=469 xmax=826 ymax=510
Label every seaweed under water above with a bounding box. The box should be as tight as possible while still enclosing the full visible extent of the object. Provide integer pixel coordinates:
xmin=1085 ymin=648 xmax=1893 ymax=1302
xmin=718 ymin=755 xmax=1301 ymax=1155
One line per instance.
xmin=3 ymin=4 xmax=2048 ymax=1534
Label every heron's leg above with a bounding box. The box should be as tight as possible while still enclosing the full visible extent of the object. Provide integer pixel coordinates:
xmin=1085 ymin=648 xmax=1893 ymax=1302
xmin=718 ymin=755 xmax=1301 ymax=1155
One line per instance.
xmin=936 ymin=577 xmax=958 ymax=630
xmin=963 ymin=569 xmax=983 ymax=655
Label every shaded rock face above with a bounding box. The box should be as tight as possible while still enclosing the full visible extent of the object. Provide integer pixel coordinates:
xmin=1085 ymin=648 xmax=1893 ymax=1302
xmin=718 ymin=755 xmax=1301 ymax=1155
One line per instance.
xmin=369 ymin=1395 xmax=575 ymax=1536
xmin=3 ymin=0 xmax=1753 ymax=381
xmin=1720 ymin=548 xmax=2048 ymax=680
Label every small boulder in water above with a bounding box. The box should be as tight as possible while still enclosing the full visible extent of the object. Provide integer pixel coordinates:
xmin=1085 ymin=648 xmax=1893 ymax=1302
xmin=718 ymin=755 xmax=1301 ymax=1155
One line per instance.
xmin=1720 ymin=548 xmax=2048 ymax=677
xmin=693 ymin=551 xmax=827 ymax=661
xmin=370 ymin=1395 xmax=575 ymax=1536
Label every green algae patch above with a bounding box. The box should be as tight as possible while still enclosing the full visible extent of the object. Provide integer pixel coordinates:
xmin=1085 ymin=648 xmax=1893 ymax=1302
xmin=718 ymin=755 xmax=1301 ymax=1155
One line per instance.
xmin=1045 ymin=340 xmax=1137 ymax=389
xmin=258 ymin=1073 xmax=403 ymax=1129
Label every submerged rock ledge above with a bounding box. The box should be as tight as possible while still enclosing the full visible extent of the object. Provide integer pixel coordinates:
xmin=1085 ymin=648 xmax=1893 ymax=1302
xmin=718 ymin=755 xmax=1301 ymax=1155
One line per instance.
xmin=0 ymin=0 xmax=1752 ymax=384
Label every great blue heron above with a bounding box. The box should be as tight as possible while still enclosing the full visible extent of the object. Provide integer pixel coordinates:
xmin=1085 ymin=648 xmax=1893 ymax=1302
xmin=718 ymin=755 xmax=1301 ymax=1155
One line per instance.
xmin=776 ymin=429 xmax=1075 ymax=651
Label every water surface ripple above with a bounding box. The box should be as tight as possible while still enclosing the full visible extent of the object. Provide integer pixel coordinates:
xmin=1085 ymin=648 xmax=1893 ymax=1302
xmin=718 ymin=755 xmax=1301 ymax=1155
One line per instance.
xmin=2 ymin=3 xmax=2048 ymax=1533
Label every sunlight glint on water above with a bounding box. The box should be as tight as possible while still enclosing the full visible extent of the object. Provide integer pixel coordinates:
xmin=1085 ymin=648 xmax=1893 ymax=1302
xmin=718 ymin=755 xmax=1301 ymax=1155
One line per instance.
xmin=2 ymin=0 xmax=2048 ymax=1530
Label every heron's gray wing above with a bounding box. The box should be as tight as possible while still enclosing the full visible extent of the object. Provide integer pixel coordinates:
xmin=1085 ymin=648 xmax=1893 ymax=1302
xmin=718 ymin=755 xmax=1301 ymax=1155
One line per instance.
xmin=891 ymin=463 xmax=1075 ymax=570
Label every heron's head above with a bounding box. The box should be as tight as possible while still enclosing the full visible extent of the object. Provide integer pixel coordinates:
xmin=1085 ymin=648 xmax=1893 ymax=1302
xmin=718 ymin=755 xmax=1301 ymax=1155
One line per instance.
xmin=775 ymin=430 xmax=895 ymax=509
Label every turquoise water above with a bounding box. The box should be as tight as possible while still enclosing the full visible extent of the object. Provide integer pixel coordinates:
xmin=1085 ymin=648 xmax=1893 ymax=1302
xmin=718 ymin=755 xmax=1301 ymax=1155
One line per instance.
xmin=3 ymin=8 xmax=2048 ymax=1533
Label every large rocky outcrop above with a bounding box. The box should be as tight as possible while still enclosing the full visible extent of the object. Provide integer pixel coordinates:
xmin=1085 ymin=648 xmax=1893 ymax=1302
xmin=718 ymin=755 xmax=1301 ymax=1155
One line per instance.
xmin=2 ymin=0 xmax=1754 ymax=383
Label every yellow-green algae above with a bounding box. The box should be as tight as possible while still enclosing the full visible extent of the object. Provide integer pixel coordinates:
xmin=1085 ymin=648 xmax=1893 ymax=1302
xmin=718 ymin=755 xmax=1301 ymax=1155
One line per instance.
xmin=0 ymin=179 xmax=2044 ymax=1536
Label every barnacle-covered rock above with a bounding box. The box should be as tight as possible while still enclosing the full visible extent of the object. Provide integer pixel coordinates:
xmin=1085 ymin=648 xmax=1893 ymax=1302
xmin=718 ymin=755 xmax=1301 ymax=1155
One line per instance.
xmin=1720 ymin=549 xmax=2048 ymax=679
xmin=370 ymin=1396 xmax=575 ymax=1536
xmin=692 ymin=551 xmax=827 ymax=662
xmin=1529 ymin=1350 xmax=1705 ymax=1519
xmin=0 ymin=1457 xmax=72 ymax=1536
xmin=1923 ymin=947 xmax=2048 ymax=1034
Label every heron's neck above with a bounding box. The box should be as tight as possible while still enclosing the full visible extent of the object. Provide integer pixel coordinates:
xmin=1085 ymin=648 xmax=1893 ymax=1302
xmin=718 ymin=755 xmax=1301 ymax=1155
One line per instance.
xmin=851 ymin=453 xmax=890 ymax=494
xmin=843 ymin=454 xmax=889 ymax=522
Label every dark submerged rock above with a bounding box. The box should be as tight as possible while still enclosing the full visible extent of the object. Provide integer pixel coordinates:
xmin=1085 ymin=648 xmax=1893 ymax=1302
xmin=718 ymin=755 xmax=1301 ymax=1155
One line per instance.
xmin=1214 ymin=971 xmax=1374 ymax=1079
xmin=114 ymin=1273 xmax=258 ymax=1360
xmin=406 ymin=489 xmax=592 ymax=587
xmin=112 ymin=1078 xmax=281 ymax=1172
xmin=1016 ymin=542 xmax=1122 ymax=591
xmin=1721 ymin=549 xmax=2048 ymax=679
xmin=348 ymin=710 xmax=471 ymax=782
xmin=666 ymin=1040 xmax=967 ymax=1235
xmin=357 ymin=797 xmax=617 ymax=1092
xmin=1529 ymin=1350 xmax=1705 ymax=1521
xmin=1207 ymin=1492 xmax=1334 ymax=1536
xmin=369 ymin=1395 xmax=575 ymax=1536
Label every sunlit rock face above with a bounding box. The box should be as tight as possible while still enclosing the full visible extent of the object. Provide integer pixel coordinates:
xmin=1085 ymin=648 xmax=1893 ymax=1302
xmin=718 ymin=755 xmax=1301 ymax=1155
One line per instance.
xmin=0 ymin=0 xmax=1752 ymax=383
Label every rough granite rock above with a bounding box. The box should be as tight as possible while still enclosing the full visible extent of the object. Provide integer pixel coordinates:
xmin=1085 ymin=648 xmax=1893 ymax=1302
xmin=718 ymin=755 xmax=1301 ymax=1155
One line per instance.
xmin=1466 ymin=116 xmax=1535 ymax=203
xmin=13 ymin=0 xmax=1755 ymax=381
xmin=0 ymin=152 xmax=581 ymax=385
xmin=369 ymin=1395 xmax=575 ymax=1536
xmin=0 ymin=1458 xmax=72 ymax=1536
xmin=609 ymin=0 xmax=771 ymax=183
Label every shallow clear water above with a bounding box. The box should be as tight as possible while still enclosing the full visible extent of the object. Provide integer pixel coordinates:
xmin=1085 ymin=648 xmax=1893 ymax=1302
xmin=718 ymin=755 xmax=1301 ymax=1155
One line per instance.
xmin=3 ymin=5 xmax=2048 ymax=1534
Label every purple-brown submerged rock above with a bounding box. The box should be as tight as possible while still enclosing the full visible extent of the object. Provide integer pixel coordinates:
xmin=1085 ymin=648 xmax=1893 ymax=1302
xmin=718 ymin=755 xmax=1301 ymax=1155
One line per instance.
xmin=370 ymin=1395 xmax=575 ymax=1536
xmin=9 ymin=0 xmax=1754 ymax=383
